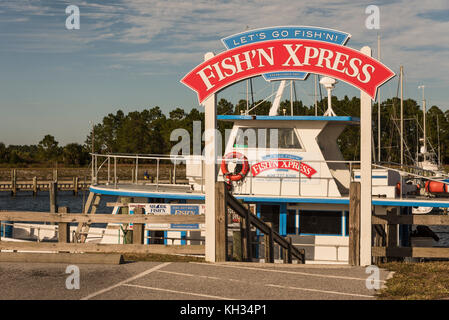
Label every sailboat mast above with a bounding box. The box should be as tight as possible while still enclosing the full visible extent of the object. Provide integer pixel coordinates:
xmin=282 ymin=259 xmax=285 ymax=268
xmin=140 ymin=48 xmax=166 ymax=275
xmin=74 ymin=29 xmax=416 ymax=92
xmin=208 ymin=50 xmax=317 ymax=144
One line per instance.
xmin=437 ymin=115 xmax=441 ymax=166
xmin=400 ymin=66 xmax=404 ymax=167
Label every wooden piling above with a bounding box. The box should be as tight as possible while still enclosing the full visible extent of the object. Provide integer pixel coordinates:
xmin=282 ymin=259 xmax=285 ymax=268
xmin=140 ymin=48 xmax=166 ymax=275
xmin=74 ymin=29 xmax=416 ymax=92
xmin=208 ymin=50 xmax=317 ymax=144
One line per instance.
xmin=57 ymin=207 xmax=70 ymax=243
xmin=232 ymin=230 xmax=242 ymax=261
xmin=53 ymin=169 xmax=58 ymax=183
xmin=215 ymin=183 xmax=227 ymax=262
xmin=265 ymin=222 xmax=274 ymax=263
xmin=132 ymin=207 xmax=145 ymax=245
xmin=32 ymin=177 xmax=38 ymax=196
xmin=119 ymin=196 xmax=133 ymax=244
xmin=11 ymin=169 xmax=17 ymax=197
xmin=349 ymin=182 xmax=361 ymax=266
xmin=49 ymin=182 xmax=58 ymax=213
xmin=240 ymin=206 xmax=252 ymax=261
xmin=245 ymin=208 xmax=252 ymax=261
xmin=73 ymin=177 xmax=79 ymax=196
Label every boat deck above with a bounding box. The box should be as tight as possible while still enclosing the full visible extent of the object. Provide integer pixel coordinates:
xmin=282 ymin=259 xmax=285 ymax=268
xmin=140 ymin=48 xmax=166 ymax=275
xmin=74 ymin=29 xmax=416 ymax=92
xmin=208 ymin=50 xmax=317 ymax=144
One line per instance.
xmin=90 ymin=183 xmax=449 ymax=208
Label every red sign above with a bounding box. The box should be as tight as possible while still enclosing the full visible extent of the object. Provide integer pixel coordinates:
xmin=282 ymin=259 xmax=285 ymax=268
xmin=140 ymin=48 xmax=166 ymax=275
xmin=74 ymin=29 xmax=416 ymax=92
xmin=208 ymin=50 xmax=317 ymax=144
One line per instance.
xmin=181 ymin=39 xmax=395 ymax=103
xmin=251 ymin=159 xmax=317 ymax=178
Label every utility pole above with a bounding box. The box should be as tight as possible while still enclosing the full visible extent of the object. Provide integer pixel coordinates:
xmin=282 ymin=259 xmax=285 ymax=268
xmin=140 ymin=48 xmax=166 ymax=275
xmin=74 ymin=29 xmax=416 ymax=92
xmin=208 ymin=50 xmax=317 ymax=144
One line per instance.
xmin=377 ymin=34 xmax=381 ymax=163
xmin=418 ymin=85 xmax=426 ymax=161
xmin=400 ymin=66 xmax=404 ymax=167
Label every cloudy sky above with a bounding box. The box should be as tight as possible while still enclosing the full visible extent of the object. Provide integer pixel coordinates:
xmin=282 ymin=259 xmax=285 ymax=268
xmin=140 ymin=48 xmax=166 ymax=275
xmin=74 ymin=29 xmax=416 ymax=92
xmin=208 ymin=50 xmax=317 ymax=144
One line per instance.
xmin=1 ymin=0 xmax=448 ymax=145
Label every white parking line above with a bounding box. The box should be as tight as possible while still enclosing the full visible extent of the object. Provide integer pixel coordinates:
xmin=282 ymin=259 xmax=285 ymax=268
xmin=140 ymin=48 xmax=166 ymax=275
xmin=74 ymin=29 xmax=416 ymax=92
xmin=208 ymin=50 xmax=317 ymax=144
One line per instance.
xmin=81 ymin=262 xmax=171 ymax=300
xmin=156 ymin=269 xmax=375 ymax=299
xmin=266 ymin=284 xmax=374 ymax=298
xmin=190 ymin=262 xmax=385 ymax=283
xmin=122 ymin=283 xmax=235 ymax=300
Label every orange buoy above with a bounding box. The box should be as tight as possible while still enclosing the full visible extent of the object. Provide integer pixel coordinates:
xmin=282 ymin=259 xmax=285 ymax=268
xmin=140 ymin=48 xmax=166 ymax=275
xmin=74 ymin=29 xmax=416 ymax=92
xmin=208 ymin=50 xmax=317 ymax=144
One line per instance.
xmin=425 ymin=181 xmax=448 ymax=193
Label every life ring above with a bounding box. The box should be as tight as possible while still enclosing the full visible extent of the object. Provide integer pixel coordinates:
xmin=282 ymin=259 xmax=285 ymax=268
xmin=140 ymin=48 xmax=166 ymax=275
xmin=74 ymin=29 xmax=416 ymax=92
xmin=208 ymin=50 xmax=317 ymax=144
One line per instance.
xmin=221 ymin=152 xmax=249 ymax=182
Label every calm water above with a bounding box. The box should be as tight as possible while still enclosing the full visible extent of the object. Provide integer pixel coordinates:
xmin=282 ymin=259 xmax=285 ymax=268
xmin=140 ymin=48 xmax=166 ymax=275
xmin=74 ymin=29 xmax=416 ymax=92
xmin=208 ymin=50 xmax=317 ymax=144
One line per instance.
xmin=0 ymin=190 xmax=115 ymax=214
xmin=1 ymin=191 xmax=449 ymax=246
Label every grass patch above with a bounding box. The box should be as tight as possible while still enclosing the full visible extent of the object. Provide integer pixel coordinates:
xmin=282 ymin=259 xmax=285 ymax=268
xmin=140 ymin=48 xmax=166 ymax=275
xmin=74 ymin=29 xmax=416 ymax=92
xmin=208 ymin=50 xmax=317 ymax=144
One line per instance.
xmin=122 ymin=252 xmax=205 ymax=263
xmin=377 ymin=261 xmax=449 ymax=300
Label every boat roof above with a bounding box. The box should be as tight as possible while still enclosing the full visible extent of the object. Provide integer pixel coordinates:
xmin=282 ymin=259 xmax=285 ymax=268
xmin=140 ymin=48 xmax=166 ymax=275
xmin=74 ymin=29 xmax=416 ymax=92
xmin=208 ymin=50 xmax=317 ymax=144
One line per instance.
xmin=217 ymin=115 xmax=360 ymax=123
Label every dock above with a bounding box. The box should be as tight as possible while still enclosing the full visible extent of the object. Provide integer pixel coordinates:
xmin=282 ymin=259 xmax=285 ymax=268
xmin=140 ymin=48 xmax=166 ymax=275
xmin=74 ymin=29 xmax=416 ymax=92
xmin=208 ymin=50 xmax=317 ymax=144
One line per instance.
xmin=0 ymin=168 xmax=188 ymax=196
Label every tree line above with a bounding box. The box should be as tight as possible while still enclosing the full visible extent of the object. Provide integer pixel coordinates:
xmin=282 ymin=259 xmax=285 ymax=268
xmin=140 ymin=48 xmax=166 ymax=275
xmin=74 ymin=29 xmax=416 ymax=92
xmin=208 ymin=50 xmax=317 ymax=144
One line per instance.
xmin=0 ymin=96 xmax=447 ymax=166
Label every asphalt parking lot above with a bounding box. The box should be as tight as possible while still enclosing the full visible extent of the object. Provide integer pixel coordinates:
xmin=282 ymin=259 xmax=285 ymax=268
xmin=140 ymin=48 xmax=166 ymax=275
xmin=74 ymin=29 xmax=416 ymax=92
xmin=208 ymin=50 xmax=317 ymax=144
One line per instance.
xmin=0 ymin=261 xmax=391 ymax=300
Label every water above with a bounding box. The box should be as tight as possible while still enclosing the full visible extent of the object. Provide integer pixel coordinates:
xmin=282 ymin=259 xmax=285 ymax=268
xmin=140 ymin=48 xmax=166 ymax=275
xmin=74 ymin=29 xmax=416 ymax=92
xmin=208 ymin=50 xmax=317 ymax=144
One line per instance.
xmin=0 ymin=190 xmax=115 ymax=214
xmin=0 ymin=190 xmax=117 ymax=231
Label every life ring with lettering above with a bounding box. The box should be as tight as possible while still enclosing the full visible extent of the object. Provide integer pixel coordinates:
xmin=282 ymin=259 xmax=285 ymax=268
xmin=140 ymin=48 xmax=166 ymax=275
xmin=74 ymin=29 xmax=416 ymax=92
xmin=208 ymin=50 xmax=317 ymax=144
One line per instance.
xmin=221 ymin=152 xmax=249 ymax=182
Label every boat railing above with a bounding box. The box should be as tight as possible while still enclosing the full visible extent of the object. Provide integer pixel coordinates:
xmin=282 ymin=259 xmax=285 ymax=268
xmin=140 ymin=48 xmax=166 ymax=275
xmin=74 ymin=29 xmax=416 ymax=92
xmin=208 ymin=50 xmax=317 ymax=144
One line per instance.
xmin=91 ymin=153 xmax=361 ymax=198
xmin=91 ymin=153 xmax=449 ymax=199
xmin=373 ymin=163 xmax=449 ymax=200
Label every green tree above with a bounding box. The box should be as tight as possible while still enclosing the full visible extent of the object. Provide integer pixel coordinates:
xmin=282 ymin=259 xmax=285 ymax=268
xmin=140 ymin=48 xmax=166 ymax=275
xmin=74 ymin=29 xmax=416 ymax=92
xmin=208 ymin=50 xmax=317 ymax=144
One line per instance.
xmin=38 ymin=135 xmax=61 ymax=161
xmin=63 ymin=143 xmax=90 ymax=166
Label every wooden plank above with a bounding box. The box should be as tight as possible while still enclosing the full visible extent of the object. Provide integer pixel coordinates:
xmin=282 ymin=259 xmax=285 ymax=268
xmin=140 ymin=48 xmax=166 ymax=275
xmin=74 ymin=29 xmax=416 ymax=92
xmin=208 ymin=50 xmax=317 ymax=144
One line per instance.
xmin=0 ymin=242 xmax=205 ymax=255
xmin=106 ymin=202 xmax=127 ymax=207
xmin=0 ymin=252 xmax=124 ymax=264
xmin=83 ymin=192 xmax=95 ymax=214
xmin=349 ymin=182 xmax=361 ymax=266
xmin=79 ymin=194 xmax=102 ymax=243
xmin=215 ymin=183 xmax=227 ymax=262
xmin=0 ymin=211 xmax=205 ymax=224
xmin=373 ymin=214 xmax=449 ymax=225
xmin=372 ymin=246 xmax=449 ymax=258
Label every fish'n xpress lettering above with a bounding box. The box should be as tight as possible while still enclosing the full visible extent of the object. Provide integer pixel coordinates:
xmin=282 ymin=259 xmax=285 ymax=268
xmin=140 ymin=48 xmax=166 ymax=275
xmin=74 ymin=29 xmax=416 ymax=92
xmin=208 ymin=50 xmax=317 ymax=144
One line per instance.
xmin=181 ymin=39 xmax=394 ymax=103
xmin=251 ymin=158 xmax=317 ymax=178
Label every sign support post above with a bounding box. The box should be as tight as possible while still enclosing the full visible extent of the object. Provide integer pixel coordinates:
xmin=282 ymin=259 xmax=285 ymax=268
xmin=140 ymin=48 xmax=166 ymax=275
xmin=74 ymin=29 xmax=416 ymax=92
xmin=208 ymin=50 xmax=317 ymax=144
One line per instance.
xmin=202 ymin=52 xmax=218 ymax=262
xmin=360 ymin=46 xmax=373 ymax=266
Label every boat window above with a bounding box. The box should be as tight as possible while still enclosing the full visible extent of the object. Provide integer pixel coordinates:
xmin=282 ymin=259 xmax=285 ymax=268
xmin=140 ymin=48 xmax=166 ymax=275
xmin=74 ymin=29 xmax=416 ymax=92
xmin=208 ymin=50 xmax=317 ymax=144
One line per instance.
xmin=344 ymin=211 xmax=349 ymax=236
xmin=299 ymin=211 xmax=342 ymax=235
xmin=149 ymin=230 xmax=165 ymax=244
xmin=287 ymin=209 xmax=297 ymax=234
xmin=260 ymin=205 xmax=280 ymax=233
xmin=233 ymin=128 xmax=302 ymax=149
